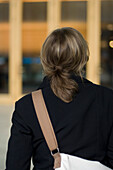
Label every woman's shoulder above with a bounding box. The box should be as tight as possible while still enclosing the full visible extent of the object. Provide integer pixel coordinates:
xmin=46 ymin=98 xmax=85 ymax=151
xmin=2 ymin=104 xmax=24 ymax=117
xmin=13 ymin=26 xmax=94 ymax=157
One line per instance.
xmin=82 ymin=77 xmax=113 ymax=98
xmin=82 ymin=77 xmax=113 ymax=107
xmin=15 ymin=92 xmax=32 ymax=110
xmin=90 ymin=82 xmax=113 ymax=114
xmin=16 ymin=87 xmax=41 ymax=106
xmin=14 ymin=90 xmax=39 ymax=123
xmin=92 ymin=82 xmax=113 ymax=98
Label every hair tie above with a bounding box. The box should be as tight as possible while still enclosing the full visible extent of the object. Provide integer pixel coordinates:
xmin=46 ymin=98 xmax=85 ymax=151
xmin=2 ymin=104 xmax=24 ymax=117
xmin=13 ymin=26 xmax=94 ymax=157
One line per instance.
xmin=53 ymin=65 xmax=63 ymax=75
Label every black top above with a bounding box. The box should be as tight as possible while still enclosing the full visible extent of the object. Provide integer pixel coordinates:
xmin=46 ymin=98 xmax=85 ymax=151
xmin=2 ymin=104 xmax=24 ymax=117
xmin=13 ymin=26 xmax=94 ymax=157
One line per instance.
xmin=5 ymin=74 xmax=113 ymax=170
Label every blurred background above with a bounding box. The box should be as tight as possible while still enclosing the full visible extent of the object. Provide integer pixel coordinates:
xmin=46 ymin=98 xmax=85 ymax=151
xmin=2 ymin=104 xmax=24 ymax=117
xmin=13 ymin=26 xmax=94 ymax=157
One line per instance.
xmin=0 ymin=0 xmax=113 ymax=169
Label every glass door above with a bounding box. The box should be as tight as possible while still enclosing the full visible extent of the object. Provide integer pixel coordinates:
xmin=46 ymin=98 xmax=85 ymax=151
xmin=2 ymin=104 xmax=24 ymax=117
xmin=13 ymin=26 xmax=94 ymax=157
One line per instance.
xmin=0 ymin=0 xmax=13 ymax=104
xmin=100 ymin=0 xmax=113 ymax=89
xmin=22 ymin=1 xmax=48 ymax=94
xmin=0 ymin=2 xmax=9 ymax=94
xmin=60 ymin=0 xmax=87 ymax=77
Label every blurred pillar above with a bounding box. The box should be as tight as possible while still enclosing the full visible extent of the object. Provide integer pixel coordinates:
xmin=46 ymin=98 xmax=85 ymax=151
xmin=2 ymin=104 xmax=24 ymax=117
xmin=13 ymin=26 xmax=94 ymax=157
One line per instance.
xmin=86 ymin=0 xmax=101 ymax=84
xmin=9 ymin=0 xmax=23 ymax=101
xmin=47 ymin=0 xmax=61 ymax=34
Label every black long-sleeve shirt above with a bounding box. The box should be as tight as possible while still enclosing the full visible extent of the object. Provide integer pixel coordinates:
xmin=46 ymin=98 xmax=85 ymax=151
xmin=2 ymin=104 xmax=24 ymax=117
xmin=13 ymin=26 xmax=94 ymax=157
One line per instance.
xmin=5 ymin=74 xmax=113 ymax=170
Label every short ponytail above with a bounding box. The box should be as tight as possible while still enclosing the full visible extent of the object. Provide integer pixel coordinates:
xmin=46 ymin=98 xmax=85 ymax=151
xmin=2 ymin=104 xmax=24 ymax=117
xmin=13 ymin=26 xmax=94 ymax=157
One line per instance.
xmin=40 ymin=27 xmax=89 ymax=103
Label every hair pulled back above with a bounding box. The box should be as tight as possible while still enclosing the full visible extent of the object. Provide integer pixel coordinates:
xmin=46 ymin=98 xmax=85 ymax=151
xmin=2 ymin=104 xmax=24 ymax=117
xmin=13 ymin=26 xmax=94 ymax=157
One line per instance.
xmin=40 ymin=27 xmax=89 ymax=103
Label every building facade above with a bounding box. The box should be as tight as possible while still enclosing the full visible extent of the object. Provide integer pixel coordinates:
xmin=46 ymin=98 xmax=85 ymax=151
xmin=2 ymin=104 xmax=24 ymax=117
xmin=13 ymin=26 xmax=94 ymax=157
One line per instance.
xmin=0 ymin=0 xmax=113 ymax=104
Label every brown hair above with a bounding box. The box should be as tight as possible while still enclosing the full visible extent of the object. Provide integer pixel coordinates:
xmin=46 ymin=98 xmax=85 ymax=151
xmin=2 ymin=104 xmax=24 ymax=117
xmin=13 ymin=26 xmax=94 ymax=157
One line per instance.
xmin=40 ymin=27 xmax=89 ymax=103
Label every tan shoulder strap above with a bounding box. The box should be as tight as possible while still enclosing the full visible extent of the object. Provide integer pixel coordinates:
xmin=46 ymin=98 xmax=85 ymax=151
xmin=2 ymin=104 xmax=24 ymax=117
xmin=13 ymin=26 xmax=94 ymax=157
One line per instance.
xmin=32 ymin=89 xmax=61 ymax=169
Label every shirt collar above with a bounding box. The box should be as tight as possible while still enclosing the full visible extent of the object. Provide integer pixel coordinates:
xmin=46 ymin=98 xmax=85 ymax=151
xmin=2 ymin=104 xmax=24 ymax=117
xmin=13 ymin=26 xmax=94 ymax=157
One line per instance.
xmin=37 ymin=73 xmax=92 ymax=90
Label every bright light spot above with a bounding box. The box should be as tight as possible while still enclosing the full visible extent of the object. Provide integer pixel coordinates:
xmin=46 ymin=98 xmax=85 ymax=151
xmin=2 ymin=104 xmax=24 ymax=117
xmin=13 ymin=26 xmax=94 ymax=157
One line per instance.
xmin=109 ymin=40 xmax=113 ymax=48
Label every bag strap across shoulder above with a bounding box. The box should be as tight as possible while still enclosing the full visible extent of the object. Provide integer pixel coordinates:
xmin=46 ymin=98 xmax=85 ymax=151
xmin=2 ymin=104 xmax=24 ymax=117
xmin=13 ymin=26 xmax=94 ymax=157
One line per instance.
xmin=32 ymin=89 xmax=61 ymax=169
